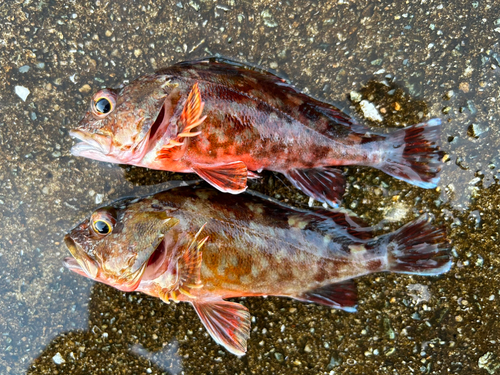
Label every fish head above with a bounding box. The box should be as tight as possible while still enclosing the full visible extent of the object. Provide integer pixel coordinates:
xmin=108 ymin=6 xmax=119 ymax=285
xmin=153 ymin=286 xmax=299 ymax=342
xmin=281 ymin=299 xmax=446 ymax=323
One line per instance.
xmin=63 ymin=196 xmax=179 ymax=292
xmin=70 ymin=75 xmax=180 ymax=165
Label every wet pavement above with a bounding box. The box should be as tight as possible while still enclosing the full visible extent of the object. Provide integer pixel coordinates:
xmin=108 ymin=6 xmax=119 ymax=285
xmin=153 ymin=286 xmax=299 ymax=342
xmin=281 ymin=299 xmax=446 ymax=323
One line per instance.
xmin=1 ymin=0 xmax=499 ymax=374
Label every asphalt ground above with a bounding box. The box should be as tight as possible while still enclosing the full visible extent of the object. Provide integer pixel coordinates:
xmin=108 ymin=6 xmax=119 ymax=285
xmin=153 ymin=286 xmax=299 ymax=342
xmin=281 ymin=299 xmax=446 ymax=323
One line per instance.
xmin=0 ymin=0 xmax=499 ymax=374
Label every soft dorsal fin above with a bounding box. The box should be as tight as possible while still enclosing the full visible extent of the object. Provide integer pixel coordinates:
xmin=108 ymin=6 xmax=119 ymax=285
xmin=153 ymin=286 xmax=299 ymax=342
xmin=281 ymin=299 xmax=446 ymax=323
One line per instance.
xmin=311 ymin=208 xmax=374 ymax=241
xmin=192 ymin=299 xmax=251 ymax=356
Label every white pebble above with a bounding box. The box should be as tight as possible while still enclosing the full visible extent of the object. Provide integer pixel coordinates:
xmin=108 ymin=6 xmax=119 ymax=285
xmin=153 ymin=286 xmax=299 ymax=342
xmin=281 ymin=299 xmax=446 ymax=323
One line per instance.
xmin=15 ymin=86 xmax=30 ymax=101
xmin=360 ymin=100 xmax=383 ymax=122
xmin=52 ymin=352 xmax=65 ymax=364
xmin=95 ymin=193 xmax=104 ymax=204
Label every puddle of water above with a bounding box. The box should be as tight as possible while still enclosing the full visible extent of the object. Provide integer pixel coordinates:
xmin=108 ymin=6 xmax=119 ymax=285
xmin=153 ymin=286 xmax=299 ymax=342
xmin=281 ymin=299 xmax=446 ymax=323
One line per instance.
xmin=0 ymin=0 xmax=499 ymax=374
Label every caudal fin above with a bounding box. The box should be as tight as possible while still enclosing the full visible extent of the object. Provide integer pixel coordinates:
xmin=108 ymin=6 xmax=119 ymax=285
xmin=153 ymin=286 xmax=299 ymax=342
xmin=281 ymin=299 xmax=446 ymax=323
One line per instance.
xmin=386 ymin=214 xmax=451 ymax=276
xmin=379 ymin=119 xmax=443 ymax=189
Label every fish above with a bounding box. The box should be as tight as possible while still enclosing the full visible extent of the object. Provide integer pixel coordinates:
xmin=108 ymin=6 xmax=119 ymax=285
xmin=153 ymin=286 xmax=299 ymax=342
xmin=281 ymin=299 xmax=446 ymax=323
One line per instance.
xmin=63 ymin=186 xmax=452 ymax=355
xmin=69 ymin=57 xmax=444 ymax=207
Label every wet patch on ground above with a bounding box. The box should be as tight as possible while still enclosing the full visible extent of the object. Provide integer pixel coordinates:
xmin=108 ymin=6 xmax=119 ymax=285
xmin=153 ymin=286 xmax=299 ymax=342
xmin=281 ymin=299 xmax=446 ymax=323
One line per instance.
xmin=1 ymin=0 xmax=499 ymax=374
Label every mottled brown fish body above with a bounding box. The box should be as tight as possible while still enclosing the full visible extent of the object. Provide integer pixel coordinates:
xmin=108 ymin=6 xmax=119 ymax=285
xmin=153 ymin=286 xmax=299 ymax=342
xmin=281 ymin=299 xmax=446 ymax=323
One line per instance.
xmin=64 ymin=186 xmax=451 ymax=356
xmin=142 ymin=188 xmax=382 ymax=299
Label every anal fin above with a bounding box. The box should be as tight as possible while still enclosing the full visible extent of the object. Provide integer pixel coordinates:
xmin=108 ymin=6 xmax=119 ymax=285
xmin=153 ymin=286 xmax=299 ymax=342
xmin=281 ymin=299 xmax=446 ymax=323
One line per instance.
xmin=294 ymin=279 xmax=358 ymax=312
xmin=192 ymin=300 xmax=251 ymax=356
xmin=285 ymin=167 xmax=345 ymax=207
xmin=193 ymin=162 xmax=248 ymax=193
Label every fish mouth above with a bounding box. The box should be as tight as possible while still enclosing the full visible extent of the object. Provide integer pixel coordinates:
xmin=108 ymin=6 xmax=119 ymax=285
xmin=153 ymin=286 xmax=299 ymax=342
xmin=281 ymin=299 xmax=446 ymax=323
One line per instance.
xmin=63 ymin=235 xmax=99 ymax=279
xmin=63 ymin=234 xmax=169 ymax=289
xmin=69 ymin=129 xmax=121 ymax=163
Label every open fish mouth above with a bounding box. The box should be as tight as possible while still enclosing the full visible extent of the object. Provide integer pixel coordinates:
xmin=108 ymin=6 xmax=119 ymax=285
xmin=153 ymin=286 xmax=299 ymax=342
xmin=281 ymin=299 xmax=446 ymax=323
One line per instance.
xmin=63 ymin=235 xmax=100 ymax=279
xmin=63 ymin=235 xmax=170 ymax=288
xmin=69 ymin=129 xmax=120 ymax=163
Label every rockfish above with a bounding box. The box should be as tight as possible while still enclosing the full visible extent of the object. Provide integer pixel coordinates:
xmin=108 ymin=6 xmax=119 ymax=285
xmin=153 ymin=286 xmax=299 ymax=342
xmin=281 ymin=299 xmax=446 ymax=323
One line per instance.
xmin=63 ymin=186 xmax=451 ymax=355
xmin=70 ymin=57 xmax=443 ymax=207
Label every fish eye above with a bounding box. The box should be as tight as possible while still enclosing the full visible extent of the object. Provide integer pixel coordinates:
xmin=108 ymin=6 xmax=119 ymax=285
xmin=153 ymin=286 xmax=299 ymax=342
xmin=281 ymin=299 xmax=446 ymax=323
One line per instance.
xmin=91 ymin=89 xmax=116 ymax=118
xmin=92 ymin=219 xmax=112 ymax=235
xmin=95 ymin=97 xmax=111 ymax=114
xmin=90 ymin=207 xmax=117 ymax=237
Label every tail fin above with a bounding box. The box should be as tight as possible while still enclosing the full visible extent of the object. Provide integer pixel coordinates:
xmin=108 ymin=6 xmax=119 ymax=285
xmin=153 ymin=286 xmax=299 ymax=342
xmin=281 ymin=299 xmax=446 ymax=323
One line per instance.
xmin=385 ymin=214 xmax=451 ymax=276
xmin=379 ymin=119 xmax=443 ymax=188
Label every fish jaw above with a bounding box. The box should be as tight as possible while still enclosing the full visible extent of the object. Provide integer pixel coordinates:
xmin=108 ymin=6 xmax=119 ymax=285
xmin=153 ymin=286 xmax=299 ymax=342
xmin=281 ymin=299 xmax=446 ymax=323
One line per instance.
xmin=63 ymin=234 xmax=100 ymax=279
xmin=69 ymin=129 xmax=122 ymax=164
xmin=70 ymin=127 xmax=154 ymax=166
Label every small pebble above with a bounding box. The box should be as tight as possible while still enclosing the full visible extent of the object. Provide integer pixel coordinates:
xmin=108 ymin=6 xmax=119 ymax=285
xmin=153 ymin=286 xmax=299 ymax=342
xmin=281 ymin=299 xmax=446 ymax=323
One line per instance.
xmin=79 ymin=84 xmax=92 ymax=93
xmin=274 ymin=352 xmax=284 ymax=362
xmin=350 ymin=91 xmax=362 ymax=103
xmin=359 ymin=100 xmax=383 ymax=122
xmin=15 ymin=86 xmax=30 ymax=101
xmin=52 ymin=352 xmax=65 ymax=365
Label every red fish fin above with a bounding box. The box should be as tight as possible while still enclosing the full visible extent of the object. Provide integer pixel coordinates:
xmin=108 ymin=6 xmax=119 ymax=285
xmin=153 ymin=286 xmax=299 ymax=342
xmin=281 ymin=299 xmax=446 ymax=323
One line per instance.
xmin=192 ymin=300 xmax=251 ymax=356
xmin=285 ymin=167 xmax=345 ymax=207
xmin=179 ymin=82 xmax=206 ymax=138
xmin=378 ymin=119 xmax=443 ymax=188
xmin=247 ymin=170 xmax=260 ymax=179
xmin=193 ymin=162 xmax=248 ymax=193
xmin=295 ymin=279 xmax=358 ymax=312
xmin=159 ymin=226 xmax=208 ymax=302
xmin=156 ymin=83 xmax=206 ymax=160
xmin=385 ymin=214 xmax=451 ymax=275
xmin=177 ymin=225 xmax=207 ymax=289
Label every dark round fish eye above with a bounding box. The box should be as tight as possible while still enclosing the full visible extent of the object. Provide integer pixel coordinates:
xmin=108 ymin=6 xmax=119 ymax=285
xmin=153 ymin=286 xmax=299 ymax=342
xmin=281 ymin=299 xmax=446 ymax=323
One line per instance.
xmin=92 ymin=219 xmax=112 ymax=235
xmin=95 ymin=97 xmax=112 ymax=114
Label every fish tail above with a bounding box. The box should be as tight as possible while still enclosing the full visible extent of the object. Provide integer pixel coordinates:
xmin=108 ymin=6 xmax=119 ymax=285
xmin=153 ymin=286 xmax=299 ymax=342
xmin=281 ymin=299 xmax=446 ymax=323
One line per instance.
xmin=384 ymin=214 xmax=452 ymax=276
xmin=378 ymin=119 xmax=443 ymax=188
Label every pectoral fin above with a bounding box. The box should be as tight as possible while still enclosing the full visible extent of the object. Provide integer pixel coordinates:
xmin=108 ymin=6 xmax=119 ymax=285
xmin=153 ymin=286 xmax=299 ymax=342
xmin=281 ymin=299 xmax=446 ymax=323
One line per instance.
xmin=157 ymin=83 xmax=206 ymax=159
xmin=294 ymin=279 xmax=358 ymax=312
xmin=178 ymin=82 xmax=206 ymax=138
xmin=285 ymin=167 xmax=346 ymax=208
xmin=192 ymin=300 xmax=251 ymax=356
xmin=160 ymin=225 xmax=208 ymax=303
xmin=193 ymin=162 xmax=248 ymax=193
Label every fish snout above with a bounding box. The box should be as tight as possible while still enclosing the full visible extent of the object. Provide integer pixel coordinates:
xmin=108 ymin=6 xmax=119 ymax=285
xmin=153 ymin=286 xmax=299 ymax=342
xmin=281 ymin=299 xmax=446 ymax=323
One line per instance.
xmin=63 ymin=234 xmax=100 ymax=279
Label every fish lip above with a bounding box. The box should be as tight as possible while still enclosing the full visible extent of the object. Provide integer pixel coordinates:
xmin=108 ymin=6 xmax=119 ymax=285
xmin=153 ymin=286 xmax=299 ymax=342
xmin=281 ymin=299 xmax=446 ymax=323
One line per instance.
xmin=69 ymin=129 xmax=113 ymax=159
xmin=63 ymin=234 xmax=79 ymax=258
xmin=62 ymin=256 xmax=82 ymax=271
xmin=63 ymin=234 xmax=99 ymax=279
